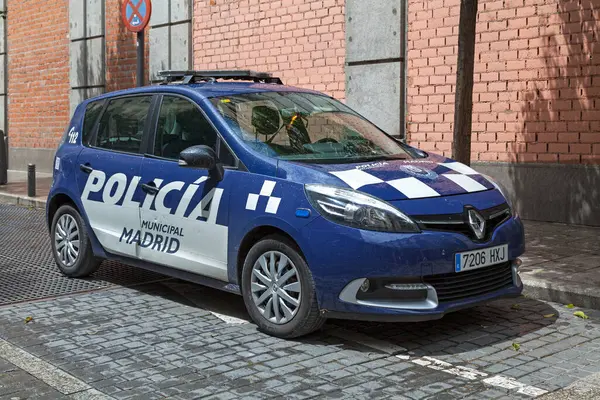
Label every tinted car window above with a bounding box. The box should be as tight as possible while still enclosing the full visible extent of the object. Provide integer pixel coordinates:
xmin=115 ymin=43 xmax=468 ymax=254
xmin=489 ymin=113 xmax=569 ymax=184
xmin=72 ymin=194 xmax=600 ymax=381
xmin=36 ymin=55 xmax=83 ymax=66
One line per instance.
xmin=96 ymin=96 xmax=152 ymax=153
xmin=82 ymin=100 xmax=104 ymax=146
xmin=154 ymin=96 xmax=218 ymax=160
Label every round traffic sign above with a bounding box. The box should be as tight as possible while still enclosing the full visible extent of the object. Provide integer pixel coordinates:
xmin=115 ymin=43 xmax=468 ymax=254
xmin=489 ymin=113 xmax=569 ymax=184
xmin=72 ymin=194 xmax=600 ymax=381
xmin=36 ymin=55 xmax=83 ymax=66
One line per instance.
xmin=121 ymin=0 xmax=152 ymax=33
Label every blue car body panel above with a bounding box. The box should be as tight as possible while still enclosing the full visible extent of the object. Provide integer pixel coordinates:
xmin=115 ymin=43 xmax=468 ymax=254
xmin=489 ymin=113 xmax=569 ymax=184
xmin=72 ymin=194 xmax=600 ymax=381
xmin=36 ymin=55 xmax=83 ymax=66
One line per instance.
xmin=47 ymin=81 xmax=526 ymax=321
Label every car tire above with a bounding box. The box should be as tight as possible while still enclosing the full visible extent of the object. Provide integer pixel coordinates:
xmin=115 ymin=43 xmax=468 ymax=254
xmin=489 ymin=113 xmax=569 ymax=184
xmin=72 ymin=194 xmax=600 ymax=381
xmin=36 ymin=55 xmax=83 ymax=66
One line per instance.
xmin=50 ymin=204 xmax=101 ymax=278
xmin=241 ymin=235 xmax=326 ymax=338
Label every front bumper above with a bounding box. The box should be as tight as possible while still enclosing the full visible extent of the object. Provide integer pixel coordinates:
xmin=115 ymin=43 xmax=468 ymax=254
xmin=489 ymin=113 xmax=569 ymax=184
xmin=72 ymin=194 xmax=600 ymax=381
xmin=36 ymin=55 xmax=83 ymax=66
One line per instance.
xmin=325 ymin=260 xmax=523 ymax=322
xmin=323 ymin=283 xmax=522 ymax=322
xmin=298 ymin=214 xmax=526 ymax=321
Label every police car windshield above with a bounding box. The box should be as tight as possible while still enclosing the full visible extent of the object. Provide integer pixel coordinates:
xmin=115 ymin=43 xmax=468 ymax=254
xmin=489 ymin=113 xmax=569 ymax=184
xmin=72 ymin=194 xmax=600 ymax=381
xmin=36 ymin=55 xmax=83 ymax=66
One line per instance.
xmin=209 ymin=92 xmax=410 ymax=163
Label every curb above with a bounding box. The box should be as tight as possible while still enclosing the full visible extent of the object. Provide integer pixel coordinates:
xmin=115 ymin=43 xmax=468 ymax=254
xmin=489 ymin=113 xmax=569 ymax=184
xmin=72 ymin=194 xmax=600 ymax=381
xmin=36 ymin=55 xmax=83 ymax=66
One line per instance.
xmin=521 ymin=275 xmax=600 ymax=310
xmin=0 ymin=192 xmax=46 ymax=208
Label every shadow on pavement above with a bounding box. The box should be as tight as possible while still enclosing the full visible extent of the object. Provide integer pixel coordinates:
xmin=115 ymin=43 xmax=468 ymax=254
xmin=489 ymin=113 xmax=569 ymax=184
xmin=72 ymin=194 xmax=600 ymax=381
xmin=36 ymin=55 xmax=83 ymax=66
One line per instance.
xmin=123 ymin=279 xmax=562 ymax=359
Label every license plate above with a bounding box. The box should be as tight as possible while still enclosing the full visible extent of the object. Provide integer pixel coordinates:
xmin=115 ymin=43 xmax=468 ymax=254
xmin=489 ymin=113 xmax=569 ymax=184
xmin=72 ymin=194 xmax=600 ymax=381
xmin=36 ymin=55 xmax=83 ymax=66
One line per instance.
xmin=455 ymin=244 xmax=508 ymax=273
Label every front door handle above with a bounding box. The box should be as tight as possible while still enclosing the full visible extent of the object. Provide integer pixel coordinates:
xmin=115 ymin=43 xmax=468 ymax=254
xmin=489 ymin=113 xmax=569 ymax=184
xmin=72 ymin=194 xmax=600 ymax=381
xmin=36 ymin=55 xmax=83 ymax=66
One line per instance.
xmin=80 ymin=163 xmax=93 ymax=174
xmin=141 ymin=182 xmax=159 ymax=195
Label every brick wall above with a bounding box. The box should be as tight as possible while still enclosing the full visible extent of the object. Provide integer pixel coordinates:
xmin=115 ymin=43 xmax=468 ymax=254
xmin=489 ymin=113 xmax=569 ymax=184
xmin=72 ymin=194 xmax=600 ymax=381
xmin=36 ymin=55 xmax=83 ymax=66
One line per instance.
xmin=105 ymin=0 xmax=150 ymax=92
xmin=192 ymin=0 xmax=346 ymax=100
xmin=7 ymin=0 xmax=70 ymax=149
xmin=406 ymin=0 xmax=600 ymax=164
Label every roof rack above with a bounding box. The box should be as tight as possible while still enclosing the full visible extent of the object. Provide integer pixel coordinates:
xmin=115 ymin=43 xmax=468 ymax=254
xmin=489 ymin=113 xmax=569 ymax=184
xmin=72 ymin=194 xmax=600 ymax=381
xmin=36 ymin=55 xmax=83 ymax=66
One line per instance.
xmin=156 ymin=70 xmax=283 ymax=85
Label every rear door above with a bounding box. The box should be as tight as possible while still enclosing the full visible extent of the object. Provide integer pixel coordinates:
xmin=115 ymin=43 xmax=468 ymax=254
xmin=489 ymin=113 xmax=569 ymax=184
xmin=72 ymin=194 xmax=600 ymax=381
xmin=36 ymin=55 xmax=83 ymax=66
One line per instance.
xmin=137 ymin=94 xmax=237 ymax=281
xmin=76 ymin=94 xmax=155 ymax=257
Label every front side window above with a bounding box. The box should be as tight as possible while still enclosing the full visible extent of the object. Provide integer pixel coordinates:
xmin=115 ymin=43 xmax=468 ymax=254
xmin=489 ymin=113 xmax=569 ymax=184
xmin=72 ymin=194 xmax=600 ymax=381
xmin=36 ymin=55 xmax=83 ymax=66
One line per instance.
xmin=154 ymin=96 xmax=218 ymax=160
xmin=95 ymin=96 xmax=152 ymax=153
xmin=209 ymin=92 xmax=411 ymax=163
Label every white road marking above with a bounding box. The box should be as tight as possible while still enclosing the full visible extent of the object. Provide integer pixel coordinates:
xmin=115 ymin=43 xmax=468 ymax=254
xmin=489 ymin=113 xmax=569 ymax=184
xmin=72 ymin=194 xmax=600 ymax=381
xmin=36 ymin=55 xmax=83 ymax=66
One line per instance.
xmin=326 ymin=327 xmax=407 ymax=355
xmin=410 ymin=355 xmax=548 ymax=397
xmin=484 ymin=375 xmax=549 ymax=397
xmin=413 ymin=356 xmax=487 ymax=380
xmin=70 ymin=389 xmax=115 ymax=399
xmin=208 ymin=310 xmax=249 ymax=325
xmin=162 ymin=281 xmax=250 ymax=325
xmin=0 ymin=338 xmax=112 ymax=398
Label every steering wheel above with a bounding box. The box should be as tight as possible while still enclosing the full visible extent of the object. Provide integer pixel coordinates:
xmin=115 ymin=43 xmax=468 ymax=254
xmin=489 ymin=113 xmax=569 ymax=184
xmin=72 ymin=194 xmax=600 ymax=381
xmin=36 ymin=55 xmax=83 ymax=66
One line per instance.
xmin=315 ymin=137 xmax=339 ymax=144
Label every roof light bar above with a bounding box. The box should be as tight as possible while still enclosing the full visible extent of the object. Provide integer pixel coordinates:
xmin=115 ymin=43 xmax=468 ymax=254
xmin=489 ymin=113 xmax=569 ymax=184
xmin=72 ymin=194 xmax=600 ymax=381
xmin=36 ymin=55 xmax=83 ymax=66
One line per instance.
xmin=156 ymin=70 xmax=283 ymax=85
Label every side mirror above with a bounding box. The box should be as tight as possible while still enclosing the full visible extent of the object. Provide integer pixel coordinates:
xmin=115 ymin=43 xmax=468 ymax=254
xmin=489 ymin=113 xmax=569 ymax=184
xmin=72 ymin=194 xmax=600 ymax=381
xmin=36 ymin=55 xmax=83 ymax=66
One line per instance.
xmin=179 ymin=145 xmax=224 ymax=182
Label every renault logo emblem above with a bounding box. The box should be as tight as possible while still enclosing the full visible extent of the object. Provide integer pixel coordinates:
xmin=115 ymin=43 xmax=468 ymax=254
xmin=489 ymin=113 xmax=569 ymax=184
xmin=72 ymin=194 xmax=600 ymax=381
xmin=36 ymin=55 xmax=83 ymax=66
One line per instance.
xmin=467 ymin=209 xmax=486 ymax=240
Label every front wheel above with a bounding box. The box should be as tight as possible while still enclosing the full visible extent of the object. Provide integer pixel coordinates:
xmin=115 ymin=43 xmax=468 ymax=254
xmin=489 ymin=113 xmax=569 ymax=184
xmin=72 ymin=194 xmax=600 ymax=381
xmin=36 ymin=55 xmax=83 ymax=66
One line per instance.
xmin=50 ymin=204 xmax=101 ymax=278
xmin=241 ymin=235 xmax=326 ymax=338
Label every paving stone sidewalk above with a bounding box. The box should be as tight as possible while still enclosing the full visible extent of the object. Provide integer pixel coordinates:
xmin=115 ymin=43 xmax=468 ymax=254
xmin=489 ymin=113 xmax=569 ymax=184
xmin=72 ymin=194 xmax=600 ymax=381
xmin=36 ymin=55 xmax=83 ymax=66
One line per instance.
xmin=0 ymin=355 xmax=64 ymax=399
xmin=519 ymin=221 xmax=600 ymax=309
xmin=0 ymin=171 xmax=51 ymax=208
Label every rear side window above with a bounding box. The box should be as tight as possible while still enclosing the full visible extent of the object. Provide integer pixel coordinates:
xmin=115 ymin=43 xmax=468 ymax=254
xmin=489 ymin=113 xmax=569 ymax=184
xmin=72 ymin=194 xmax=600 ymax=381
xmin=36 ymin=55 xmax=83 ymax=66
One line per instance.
xmin=82 ymin=100 xmax=104 ymax=146
xmin=95 ymin=96 xmax=153 ymax=154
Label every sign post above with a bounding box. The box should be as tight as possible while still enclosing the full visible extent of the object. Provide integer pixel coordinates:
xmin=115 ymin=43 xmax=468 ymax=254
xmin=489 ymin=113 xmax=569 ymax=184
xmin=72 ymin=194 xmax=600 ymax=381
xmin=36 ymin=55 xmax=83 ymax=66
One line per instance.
xmin=121 ymin=0 xmax=152 ymax=87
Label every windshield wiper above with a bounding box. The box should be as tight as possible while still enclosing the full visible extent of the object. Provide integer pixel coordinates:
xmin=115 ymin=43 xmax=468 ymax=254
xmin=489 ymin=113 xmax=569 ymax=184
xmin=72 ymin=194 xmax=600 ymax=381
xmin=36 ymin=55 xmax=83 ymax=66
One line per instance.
xmin=351 ymin=154 xmax=408 ymax=162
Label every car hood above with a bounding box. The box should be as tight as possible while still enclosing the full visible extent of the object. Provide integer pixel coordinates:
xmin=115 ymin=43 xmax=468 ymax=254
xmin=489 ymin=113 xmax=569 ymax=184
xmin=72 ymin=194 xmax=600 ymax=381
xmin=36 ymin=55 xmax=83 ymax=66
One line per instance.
xmin=280 ymin=153 xmax=495 ymax=201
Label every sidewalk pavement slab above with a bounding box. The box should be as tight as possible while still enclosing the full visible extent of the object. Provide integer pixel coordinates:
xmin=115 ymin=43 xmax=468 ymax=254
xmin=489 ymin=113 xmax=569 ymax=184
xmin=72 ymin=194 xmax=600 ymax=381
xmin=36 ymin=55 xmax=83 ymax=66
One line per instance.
xmin=0 ymin=170 xmax=51 ymax=208
xmin=1 ymin=174 xmax=599 ymax=311
xmin=538 ymin=372 xmax=600 ymax=400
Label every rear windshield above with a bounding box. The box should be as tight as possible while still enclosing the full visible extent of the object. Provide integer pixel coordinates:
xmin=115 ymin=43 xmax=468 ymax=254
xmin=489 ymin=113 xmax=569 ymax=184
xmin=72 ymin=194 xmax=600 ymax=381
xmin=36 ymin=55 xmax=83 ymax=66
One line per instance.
xmin=209 ymin=92 xmax=411 ymax=163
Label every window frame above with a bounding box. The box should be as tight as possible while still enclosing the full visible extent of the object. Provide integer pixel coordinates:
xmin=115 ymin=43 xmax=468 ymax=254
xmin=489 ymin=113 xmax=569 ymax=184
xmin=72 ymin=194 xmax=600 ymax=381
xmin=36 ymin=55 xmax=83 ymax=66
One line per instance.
xmin=88 ymin=94 xmax=159 ymax=157
xmin=147 ymin=93 xmax=241 ymax=170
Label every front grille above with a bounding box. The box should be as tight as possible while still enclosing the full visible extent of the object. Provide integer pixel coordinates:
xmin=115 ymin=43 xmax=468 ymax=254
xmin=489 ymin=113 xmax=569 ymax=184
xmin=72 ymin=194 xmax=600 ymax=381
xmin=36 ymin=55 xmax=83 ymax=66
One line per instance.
xmin=423 ymin=262 xmax=513 ymax=303
xmin=414 ymin=203 xmax=511 ymax=241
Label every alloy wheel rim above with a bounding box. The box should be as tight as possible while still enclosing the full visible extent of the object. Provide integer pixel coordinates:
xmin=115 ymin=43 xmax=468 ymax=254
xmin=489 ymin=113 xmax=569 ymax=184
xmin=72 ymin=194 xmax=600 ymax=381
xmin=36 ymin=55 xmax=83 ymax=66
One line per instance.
xmin=55 ymin=214 xmax=80 ymax=267
xmin=250 ymin=251 xmax=302 ymax=325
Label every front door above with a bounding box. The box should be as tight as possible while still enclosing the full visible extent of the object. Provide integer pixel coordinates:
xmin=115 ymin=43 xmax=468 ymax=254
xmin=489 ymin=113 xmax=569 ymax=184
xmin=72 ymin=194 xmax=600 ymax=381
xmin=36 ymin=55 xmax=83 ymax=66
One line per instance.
xmin=137 ymin=95 xmax=232 ymax=281
xmin=76 ymin=95 xmax=154 ymax=257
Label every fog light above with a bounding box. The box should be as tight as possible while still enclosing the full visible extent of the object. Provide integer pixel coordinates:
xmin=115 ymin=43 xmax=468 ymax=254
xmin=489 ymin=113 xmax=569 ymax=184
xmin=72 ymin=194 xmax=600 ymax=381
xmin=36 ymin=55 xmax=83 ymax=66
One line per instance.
xmin=385 ymin=283 xmax=429 ymax=291
xmin=514 ymin=258 xmax=522 ymax=269
xmin=360 ymin=279 xmax=370 ymax=292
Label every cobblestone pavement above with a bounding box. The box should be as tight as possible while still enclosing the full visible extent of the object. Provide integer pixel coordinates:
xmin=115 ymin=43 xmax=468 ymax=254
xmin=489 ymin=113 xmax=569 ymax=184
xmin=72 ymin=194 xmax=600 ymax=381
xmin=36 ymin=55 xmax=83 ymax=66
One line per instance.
xmin=1 ymin=207 xmax=600 ymax=399
xmin=0 ymin=282 xmax=599 ymax=400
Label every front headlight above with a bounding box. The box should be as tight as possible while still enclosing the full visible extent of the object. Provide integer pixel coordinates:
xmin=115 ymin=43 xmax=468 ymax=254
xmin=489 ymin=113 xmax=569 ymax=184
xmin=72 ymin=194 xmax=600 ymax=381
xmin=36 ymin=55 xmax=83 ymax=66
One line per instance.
xmin=304 ymin=184 xmax=421 ymax=233
xmin=482 ymin=174 xmax=515 ymax=214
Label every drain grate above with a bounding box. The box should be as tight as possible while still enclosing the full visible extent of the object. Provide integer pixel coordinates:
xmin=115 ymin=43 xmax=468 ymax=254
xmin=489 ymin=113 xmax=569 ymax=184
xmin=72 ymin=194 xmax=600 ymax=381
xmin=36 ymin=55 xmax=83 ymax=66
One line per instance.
xmin=0 ymin=204 xmax=171 ymax=306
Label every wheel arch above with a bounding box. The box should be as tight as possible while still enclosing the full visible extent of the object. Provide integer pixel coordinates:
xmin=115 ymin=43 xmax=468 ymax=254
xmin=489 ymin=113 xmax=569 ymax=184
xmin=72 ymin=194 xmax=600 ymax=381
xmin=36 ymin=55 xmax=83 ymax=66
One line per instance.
xmin=236 ymin=225 xmax=306 ymax=286
xmin=46 ymin=191 xmax=108 ymax=260
xmin=47 ymin=193 xmax=80 ymax=231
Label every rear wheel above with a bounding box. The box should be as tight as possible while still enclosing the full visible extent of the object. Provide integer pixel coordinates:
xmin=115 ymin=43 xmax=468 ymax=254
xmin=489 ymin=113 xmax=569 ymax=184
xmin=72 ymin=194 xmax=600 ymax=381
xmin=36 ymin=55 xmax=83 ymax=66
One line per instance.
xmin=241 ymin=235 xmax=326 ymax=338
xmin=50 ymin=204 xmax=101 ymax=278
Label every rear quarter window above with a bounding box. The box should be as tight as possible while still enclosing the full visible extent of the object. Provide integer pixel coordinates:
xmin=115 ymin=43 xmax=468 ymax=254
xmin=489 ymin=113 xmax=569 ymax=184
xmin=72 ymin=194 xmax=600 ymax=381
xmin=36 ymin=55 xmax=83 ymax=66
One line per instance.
xmin=82 ymin=100 xmax=104 ymax=146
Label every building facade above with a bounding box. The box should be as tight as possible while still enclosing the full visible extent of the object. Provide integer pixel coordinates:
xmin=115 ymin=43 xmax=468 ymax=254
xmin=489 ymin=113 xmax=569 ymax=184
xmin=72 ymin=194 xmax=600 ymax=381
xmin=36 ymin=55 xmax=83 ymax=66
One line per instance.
xmin=0 ymin=0 xmax=598 ymax=225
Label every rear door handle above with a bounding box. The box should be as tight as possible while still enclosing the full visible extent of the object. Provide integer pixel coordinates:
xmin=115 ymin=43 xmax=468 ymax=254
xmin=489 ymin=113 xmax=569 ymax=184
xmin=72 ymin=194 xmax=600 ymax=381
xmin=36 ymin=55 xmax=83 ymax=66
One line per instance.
xmin=141 ymin=182 xmax=159 ymax=195
xmin=79 ymin=164 xmax=93 ymax=174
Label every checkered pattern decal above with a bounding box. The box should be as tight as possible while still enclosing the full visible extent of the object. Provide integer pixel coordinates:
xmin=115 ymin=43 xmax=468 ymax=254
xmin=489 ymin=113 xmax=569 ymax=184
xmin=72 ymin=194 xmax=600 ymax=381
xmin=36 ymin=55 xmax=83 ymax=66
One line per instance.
xmin=246 ymin=180 xmax=282 ymax=214
xmin=330 ymin=162 xmax=491 ymax=200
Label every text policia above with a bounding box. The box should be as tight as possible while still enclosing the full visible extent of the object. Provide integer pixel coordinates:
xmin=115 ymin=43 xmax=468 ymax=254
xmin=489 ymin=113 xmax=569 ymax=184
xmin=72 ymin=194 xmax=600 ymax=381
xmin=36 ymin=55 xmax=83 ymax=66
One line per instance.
xmin=80 ymin=170 xmax=225 ymax=254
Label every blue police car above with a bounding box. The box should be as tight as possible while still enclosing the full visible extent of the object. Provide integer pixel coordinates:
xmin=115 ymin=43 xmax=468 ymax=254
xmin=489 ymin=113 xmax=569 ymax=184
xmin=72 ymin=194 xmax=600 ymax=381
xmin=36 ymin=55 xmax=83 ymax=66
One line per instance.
xmin=47 ymin=70 xmax=525 ymax=338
